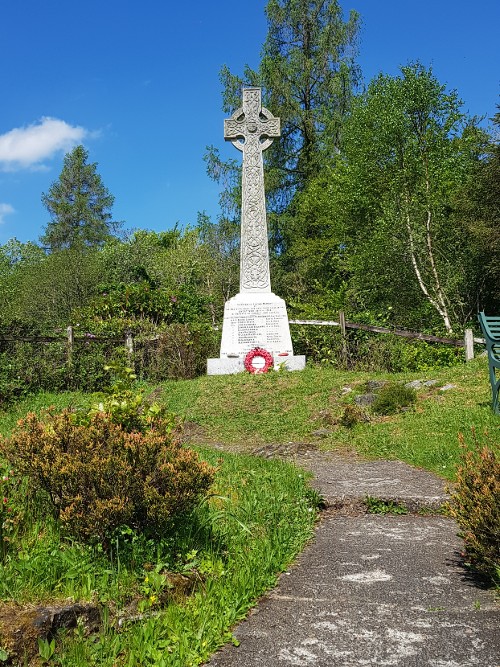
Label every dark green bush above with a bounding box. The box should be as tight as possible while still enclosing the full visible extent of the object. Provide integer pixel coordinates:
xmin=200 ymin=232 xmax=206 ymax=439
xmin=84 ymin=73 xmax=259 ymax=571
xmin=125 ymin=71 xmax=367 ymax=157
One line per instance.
xmin=136 ymin=323 xmax=220 ymax=381
xmin=0 ymin=339 xmax=118 ymax=407
xmin=0 ymin=410 xmax=216 ymax=547
xmin=449 ymin=431 xmax=499 ymax=582
xmin=371 ymin=383 xmax=417 ymax=415
xmin=290 ymin=324 xmax=463 ymax=372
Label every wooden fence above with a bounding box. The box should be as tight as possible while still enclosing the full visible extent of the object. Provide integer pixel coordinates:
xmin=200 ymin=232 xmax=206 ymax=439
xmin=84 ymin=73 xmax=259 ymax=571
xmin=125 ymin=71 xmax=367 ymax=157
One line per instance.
xmin=289 ymin=312 xmax=485 ymax=363
xmin=0 ymin=327 xmax=135 ymax=365
xmin=0 ymin=316 xmax=486 ymax=364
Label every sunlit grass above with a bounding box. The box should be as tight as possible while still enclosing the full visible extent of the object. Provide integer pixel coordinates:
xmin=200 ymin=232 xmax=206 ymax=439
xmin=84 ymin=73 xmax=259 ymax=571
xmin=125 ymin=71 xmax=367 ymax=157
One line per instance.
xmin=2 ymin=358 xmax=498 ymax=480
xmin=0 ymin=358 xmax=498 ymax=662
xmin=0 ymin=447 xmax=318 ymax=666
xmin=156 ymin=358 xmax=499 ymax=479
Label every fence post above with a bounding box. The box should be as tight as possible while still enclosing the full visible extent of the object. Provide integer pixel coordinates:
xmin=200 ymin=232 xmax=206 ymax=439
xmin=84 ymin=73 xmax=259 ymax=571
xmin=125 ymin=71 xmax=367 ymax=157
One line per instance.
xmin=66 ymin=326 xmax=73 ymax=364
xmin=464 ymin=328 xmax=474 ymax=362
xmin=125 ymin=331 xmax=134 ymax=367
xmin=339 ymin=311 xmax=348 ymax=366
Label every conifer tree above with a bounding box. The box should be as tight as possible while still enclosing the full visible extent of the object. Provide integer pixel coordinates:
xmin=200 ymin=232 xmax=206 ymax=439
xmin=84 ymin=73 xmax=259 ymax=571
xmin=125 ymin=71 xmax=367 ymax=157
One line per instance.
xmin=41 ymin=145 xmax=120 ymax=251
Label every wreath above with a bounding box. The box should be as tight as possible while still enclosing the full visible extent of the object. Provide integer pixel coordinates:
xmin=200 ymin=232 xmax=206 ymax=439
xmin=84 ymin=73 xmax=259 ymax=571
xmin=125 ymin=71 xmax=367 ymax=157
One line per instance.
xmin=244 ymin=347 xmax=274 ymax=374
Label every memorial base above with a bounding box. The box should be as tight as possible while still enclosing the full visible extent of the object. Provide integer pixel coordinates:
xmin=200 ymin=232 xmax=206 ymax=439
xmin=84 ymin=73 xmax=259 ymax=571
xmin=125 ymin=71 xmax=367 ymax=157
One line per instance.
xmin=207 ymin=291 xmax=306 ymax=376
xmin=207 ymin=355 xmax=306 ymax=375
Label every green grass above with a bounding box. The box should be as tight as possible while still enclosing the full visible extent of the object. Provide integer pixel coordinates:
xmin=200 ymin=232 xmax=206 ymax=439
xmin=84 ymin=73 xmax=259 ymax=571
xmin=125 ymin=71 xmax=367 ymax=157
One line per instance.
xmin=0 ymin=358 xmax=498 ymax=662
xmin=0 ymin=447 xmax=319 ymax=666
xmin=0 ymin=390 xmax=91 ymax=437
xmin=160 ymin=358 xmax=499 ymax=480
xmin=1 ymin=358 xmax=498 ymax=480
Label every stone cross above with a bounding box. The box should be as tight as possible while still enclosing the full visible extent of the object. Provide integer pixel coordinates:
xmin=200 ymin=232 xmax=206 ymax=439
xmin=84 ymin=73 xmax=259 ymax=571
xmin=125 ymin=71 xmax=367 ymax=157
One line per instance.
xmin=224 ymin=87 xmax=280 ymax=293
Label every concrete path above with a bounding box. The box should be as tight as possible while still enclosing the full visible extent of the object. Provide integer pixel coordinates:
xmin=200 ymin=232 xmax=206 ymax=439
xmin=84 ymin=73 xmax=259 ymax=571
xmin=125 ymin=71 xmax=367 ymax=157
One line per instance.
xmin=207 ymin=453 xmax=499 ymax=667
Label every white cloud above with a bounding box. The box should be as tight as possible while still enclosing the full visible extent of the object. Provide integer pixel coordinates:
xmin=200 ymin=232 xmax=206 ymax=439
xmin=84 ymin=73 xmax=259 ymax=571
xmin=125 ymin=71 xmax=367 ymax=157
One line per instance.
xmin=0 ymin=203 xmax=15 ymax=225
xmin=0 ymin=117 xmax=88 ymax=171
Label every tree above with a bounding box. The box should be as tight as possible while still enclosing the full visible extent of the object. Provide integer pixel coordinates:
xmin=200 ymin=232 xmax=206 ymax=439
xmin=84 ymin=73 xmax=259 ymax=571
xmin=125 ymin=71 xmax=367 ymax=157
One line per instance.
xmin=40 ymin=145 xmax=120 ymax=251
xmin=290 ymin=64 xmax=488 ymax=331
xmin=196 ymin=212 xmax=240 ymax=323
xmin=338 ymin=65 xmax=487 ymax=331
xmin=206 ymin=0 xmax=360 ymax=231
xmin=14 ymin=248 xmax=103 ymax=330
xmin=455 ymin=105 xmax=500 ymax=313
xmin=0 ymin=239 xmax=46 ymax=328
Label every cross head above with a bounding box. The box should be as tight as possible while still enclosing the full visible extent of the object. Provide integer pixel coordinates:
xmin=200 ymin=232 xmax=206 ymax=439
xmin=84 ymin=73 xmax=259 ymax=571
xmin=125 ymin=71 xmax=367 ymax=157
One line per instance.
xmin=224 ymin=88 xmax=280 ymax=152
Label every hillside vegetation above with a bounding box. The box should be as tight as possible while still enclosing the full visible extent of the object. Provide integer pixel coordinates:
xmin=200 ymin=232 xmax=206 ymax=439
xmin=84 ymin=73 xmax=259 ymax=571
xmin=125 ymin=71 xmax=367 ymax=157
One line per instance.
xmin=2 ymin=357 xmax=497 ymax=481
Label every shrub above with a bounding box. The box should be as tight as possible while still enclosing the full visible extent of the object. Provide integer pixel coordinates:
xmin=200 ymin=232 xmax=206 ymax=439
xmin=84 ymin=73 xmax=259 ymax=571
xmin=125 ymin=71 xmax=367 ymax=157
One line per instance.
xmin=371 ymin=383 xmax=417 ymax=415
xmin=136 ymin=323 xmax=220 ymax=380
xmin=0 ymin=410 xmax=216 ymax=547
xmin=448 ymin=431 xmax=499 ymax=581
xmin=340 ymin=404 xmax=368 ymax=428
xmin=0 ymin=464 xmax=17 ymax=561
xmin=85 ymin=361 xmax=173 ymax=433
xmin=0 ymin=339 xmax=120 ymax=407
xmin=290 ymin=324 xmax=463 ymax=372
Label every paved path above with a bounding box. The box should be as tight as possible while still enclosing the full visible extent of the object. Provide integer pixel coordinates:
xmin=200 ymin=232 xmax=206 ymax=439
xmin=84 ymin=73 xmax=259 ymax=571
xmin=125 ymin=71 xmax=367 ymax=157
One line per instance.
xmin=207 ymin=453 xmax=499 ymax=667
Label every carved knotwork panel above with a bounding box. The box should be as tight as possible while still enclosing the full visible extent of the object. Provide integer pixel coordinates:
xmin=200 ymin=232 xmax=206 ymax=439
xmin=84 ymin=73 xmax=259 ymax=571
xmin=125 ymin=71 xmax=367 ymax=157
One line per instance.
xmin=224 ymin=88 xmax=281 ymax=292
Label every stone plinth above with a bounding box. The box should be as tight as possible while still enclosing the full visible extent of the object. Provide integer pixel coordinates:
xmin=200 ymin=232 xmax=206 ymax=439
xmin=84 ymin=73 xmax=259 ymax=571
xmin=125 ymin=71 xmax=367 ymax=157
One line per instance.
xmin=207 ymin=292 xmax=305 ymax=375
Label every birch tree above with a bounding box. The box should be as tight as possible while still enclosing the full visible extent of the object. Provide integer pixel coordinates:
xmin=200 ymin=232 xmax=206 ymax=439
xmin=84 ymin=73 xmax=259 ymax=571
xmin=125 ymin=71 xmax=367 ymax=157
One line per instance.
xmin=337 ymin=64 xmax=485 ymax=332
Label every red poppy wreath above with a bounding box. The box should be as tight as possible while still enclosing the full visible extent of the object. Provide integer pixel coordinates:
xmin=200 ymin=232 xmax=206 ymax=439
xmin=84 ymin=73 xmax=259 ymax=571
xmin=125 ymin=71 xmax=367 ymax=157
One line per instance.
xmin=244 ymin=347 xmax=274 ymax=374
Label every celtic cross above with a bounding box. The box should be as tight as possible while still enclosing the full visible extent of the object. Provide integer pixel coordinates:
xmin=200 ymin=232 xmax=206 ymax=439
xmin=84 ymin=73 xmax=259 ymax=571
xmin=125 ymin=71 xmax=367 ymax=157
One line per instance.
xmin=224 ymin=87 xmax=280 ymax=292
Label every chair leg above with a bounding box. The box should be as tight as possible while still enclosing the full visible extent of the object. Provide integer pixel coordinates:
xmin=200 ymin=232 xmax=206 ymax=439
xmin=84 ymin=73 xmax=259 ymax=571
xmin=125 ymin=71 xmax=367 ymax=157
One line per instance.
xmin=487 ymin=365 xmax=500 ymax=414
xmin=494 ymin=380 xmax=500 ymax=415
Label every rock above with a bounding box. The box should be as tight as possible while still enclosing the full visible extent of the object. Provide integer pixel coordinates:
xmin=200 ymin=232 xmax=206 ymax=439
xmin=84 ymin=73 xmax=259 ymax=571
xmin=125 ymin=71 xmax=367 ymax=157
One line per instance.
xmin=366 ymin=380 xmax=388 ymax=391
xmin=405 ymin=379 xmax=439 ymax=390
xmin=312 ymin=429 xmax=333 ymax=438
xmin=341 ymin=386 xmax=353 ymax=395
xmin=251 ymin=442 xmax=318 ymax=459
xmin=0 ymin=602 xmax=100 ymax=664
xmin=439 ymin=384 xmax=456 ymax=391
xmin=355 ymin=393 xmax=377 ymax=407
xmin=405 ymin=380 xmax=423 ymax=390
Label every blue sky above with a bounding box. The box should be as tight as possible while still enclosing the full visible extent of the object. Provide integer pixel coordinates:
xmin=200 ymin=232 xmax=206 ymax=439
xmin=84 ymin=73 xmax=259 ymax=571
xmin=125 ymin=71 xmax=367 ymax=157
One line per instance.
xmin=1 ymin=0 xmax=499 ymax=246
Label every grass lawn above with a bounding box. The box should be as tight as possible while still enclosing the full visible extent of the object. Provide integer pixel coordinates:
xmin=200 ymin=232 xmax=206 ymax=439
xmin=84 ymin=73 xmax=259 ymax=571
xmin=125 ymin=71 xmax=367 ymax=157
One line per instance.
xmin=164 ymin=358 xmax=499 ymax=480
xmin=0 ymin=445 xmax=318 ymax=666
xmin=1 ymin=357 xmax=498 ymax=481
xmin=0 ymin=357 xmax=497 ymax=664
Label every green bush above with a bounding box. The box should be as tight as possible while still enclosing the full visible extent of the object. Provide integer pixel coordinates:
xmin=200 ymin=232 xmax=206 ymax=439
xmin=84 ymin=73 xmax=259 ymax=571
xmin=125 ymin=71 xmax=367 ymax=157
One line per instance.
xmin=371 ymin=383 xmax=417 ymax=415
xmin=290 ymin=325 xmax=344 ymax=366
xmin=0 ymin=410 xmax=216 ymax=547
xmin=290 ymin=323 xmax=463 ymax=372
xmin=85 ymin=361 xmax=174 ymax=432
xmin=340 ymin=404 xmax=367 ymax=427
xmin=0 ymin=339 xmax=117 ymax=407
xmin=136 ymin=323 xmax=220 ymax=380
xmin=449 ymin=431 xmax=499 ymax=582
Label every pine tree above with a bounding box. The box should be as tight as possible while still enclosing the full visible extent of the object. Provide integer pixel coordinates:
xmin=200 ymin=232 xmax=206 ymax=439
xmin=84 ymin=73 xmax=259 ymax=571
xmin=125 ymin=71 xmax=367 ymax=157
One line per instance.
xmin=40 ymin=145 xmax=120 ymax=251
